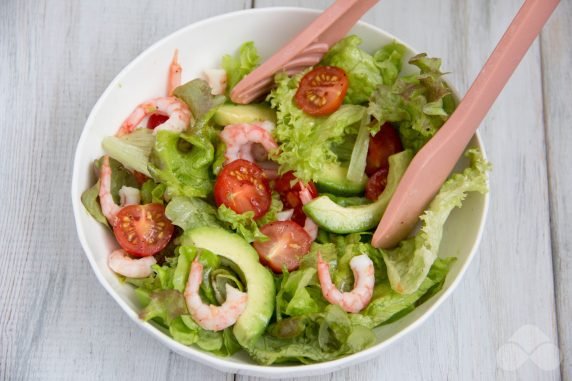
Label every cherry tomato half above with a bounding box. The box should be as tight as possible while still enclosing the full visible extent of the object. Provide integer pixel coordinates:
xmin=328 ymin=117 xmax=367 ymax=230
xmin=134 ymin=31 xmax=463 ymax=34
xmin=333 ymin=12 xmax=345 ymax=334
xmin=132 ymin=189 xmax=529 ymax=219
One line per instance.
xmin=147 ymin=113 xmax=169 ymax=129
xmin=365 ymin=167 xmax=389 ymax=201
xmin=253 ymin=221 xmax=312 ymax=273
xmin=214 ymin=159 xmax=271 ymax=218
xmin=273 ymin=171 xmax=318 ymax=226
xmin=365 ymin=122 xmax=403 ymax=176
xmin=294 ymin=66 xmax=348 ymax=116
xmin=113 ymin=203 xmax=175 ymax=257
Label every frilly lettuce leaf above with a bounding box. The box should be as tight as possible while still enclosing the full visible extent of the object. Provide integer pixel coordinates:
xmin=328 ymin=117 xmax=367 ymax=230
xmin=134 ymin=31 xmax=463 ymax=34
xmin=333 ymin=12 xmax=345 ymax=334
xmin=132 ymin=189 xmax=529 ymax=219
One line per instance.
xmin=381 ymin=149 xmax=490 ymax=294
xmin=216 ymin=205 xmax=268 ymax=243
xmin=213 ymin=192 xmax=284 ymax=240
xmin=221 ymin=41 xmax=260 ymax=93
xmin=368 ymin=52 xmax=455 ymax=152
xmin=321 ymin=35 xmax=382 ymax=104
xmin=248 ymin=305 xmax=375 ymax=365
xmin=255 ymin=192 xmax=284 ymax=226
xmin=269 ymin=70 xmax=366 ymax=181
xmin=148 ymin=130 xmax=214 ymax=199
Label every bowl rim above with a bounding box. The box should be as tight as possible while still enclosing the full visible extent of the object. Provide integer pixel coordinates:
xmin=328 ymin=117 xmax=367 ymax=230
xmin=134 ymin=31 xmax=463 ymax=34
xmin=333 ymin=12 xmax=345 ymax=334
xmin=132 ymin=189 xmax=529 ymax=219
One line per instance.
xmin=71 ymin=6 xmax=489 ymax=378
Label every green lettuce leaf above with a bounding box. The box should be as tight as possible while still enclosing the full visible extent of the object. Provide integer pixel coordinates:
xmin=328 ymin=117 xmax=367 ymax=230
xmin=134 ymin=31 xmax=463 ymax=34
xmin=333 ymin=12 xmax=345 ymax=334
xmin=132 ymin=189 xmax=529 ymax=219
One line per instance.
xmin=350 ymin=257 xmax=455 ymax=328
xmin=165 ymin=196 xmax=221 ymax=231
xmin=139 ymin=289 xmax=188 ymax=325
xmin=249 ymin=305 xmax=375 ymax=365
xmin=81 ymin=157 xmax=138 ymax=226
xmin=381 ymin=149 xmax=490 ymax=294
xmin=140 ymin=179 xmax=166 ymax=204
xmin=169 ymin=315 xmax=200 ymax=345
xmin=276 ymin=268 xmax=321 ymax=319
xmin=102 ymin=128 xmax=155 ymax=177
xmin=173 ymin=79 xmax=225 ymax=120
xmin=255 ymin=192 xmax=284 ymax=226
xmin=80 ymin=180 xmax=108 ymax=227
xmin=373 ymin=41 xmax=406 ymax=86
xmin=222 ymin=41 xmax=260 ymax=93
xmin=216 ymin=205 xmax=268 ymax=243
xmin=269 ymin=71 xmax=366 ymax=181
xmin=212 ymin=140 xmax=227 ymax=176
xmin=368 ymin=52 xmax=455 ymax=152
xmin=321 ymin=35 xmax=382 ymax=104
xmin=148 ymin=130 xmax=214 ymax=199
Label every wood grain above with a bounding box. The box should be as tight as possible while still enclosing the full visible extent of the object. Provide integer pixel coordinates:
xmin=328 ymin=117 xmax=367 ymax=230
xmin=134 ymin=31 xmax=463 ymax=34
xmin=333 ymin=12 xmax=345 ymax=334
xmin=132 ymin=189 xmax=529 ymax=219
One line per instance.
xmin=0 ymin=1 xmax=247 ymax=380
xmin=0 ymin=0 xmax=568 ymax=380
xmin=541 ymin=0 xmax=572 ymax=378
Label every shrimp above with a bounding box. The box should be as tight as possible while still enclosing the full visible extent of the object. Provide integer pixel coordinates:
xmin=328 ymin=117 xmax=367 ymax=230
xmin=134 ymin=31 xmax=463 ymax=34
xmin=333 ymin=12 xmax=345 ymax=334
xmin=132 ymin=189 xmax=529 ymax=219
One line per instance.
xmin=317 ymin=253 xmax=374 ymax=313
xmin=276 ymin=209 xmax=294 ymax=221
xmin=184 ymin=258 xmax=247 ymax=331
xmin=116 ymin=96 xmax=191 ymax=137
xmin=299 ymin=185 xmax=318 ymax=241
xmin=204 ymin=69 xmax=227 ymax=96
xmin=220 ymin=122 xmax=278 ymax=163
xmin=119 ymin=186 xmax=140 ymax=206
xmin=108 ymin=249 xmax=156 ymax=278
xmin=99 ymin=155 xmax=121 ymax=224
xmin=167 ymin=49 xmax=182 ymax=97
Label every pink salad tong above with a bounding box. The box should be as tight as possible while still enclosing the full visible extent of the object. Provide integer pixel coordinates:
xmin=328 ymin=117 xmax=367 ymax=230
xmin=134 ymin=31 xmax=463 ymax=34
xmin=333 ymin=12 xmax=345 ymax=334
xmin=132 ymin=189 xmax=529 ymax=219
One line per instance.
xmin=372 ymin=0 xmax=560 ymax=248
xmin=230 ymin=0 xmax=379 ymax=104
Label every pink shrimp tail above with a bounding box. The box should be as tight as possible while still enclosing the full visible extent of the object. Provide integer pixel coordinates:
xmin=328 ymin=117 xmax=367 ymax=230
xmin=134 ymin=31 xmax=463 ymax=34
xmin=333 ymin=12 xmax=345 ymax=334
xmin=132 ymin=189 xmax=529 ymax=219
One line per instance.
xmin=167 ymin=49 xmax=182 ymax=96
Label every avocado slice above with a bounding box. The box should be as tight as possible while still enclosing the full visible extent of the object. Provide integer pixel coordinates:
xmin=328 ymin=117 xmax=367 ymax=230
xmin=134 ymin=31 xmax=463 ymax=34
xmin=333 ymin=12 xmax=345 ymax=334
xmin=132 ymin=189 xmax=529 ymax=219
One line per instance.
xmin=184 ymin=227 xmax=275 ymax=348
xmin=303 ymin=150 xmax=413 ymax=234
xmin=214 ymin=104 xmax=276 ymax=126
xmin=315 ymin=163 xmax=367 ymax=196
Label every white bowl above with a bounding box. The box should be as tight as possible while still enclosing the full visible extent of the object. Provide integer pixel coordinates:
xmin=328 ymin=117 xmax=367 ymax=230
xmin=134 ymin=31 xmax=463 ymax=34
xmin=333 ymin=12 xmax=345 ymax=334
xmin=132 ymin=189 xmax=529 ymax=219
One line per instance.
xmin=71 ymin=7 xmax=489 ymax=379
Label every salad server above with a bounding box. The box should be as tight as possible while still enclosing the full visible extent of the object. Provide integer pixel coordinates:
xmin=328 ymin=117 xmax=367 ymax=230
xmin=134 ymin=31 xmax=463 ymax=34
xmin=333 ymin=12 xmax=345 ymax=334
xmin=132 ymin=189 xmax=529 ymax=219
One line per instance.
xmin=373 ymin=0 xmax=560 ymax=248
xmin=230 ymin=0 xmax=379 ymax=104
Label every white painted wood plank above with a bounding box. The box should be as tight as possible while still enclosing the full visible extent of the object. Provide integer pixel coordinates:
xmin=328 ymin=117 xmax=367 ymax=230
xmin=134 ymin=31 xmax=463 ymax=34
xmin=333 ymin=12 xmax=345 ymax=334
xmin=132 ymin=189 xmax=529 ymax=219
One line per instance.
xmin=541 ymin=0 xmax=572 ymax=378
xmin=0 ymin=0 xmax=248 ymax=380
xmin=244 ymin=1 xmax=561 ymax=380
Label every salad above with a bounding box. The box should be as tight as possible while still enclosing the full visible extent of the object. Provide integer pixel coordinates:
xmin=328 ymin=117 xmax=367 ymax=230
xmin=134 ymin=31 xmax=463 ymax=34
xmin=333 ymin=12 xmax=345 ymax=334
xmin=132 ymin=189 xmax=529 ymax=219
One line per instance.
xmin=81 ymin=35 xmax=489 ymax=364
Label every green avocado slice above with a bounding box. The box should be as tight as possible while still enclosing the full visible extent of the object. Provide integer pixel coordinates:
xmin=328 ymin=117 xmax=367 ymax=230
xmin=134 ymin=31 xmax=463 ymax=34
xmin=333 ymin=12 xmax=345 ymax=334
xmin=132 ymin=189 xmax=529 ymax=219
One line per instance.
xmin=213 ymin=104 xmax=276 ymax=126
xmin=184 ymin=227 xmax=275 ymax=348
xmin=315 ymin=163 xmax=367 ymax=196
xmin=303 ymin=150 xmax=413 ymax=234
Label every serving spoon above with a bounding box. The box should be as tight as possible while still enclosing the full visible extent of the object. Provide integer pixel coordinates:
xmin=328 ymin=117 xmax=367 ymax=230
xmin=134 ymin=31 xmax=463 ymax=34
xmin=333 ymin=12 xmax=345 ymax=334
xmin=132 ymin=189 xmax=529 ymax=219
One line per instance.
xmin=372 ymin=0 xmax=560 ymax=248
xmin=230 ymin=0 xmax=379 ymax=104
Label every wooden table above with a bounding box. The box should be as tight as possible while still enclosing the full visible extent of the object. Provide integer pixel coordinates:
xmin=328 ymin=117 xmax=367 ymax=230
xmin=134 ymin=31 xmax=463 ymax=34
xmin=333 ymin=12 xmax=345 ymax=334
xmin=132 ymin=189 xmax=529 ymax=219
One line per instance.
xmin=1 ymin=0 xmax=570 ymax=380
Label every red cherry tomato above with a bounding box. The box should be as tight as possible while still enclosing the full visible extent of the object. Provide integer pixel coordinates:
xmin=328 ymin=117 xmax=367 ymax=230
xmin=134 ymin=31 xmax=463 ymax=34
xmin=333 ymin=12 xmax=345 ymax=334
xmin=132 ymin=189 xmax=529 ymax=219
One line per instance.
xmin=253 ymin=221 xmax=312 ymax=273
xmin=294 ymin=66 xmax=349 ymax=116
xmin=214 ymin=160 xmax=271 ymax=218
xmin=113 ymin=203 xmax=174 ymax=257
xmin=365 ymin=123 xmax=403 ymax=176
xmin=274 ymin=171 xmax=318 ymax=226
xmin=365 ymin=167 xmax=389 ymax=201
xmin=132 ymin=171 xmax=150 ymax=186
xmin=147 ymin=113 xmax=170 ymax=129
